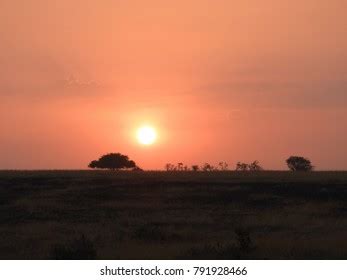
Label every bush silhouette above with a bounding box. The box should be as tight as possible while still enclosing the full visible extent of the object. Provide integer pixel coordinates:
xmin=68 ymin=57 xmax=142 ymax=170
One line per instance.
xmin=165 ymin=163 xmax=174 ymax=171
xmin=236 ymin=162 xmax=249 ymax=171
xmin=286 ymin=156 xmax=313 ymax=171
xmin=202 ymin=163 xmax=214 ymax=171
xmin=88 ymin=153 xmax=137 ymax=170
xmin=236 ymin=161 xmax=263 ymax=171
xmin=249 ymin=161 xmax=263 ymax=171
xmin=177 ymin=162 xmax=184 ymax=171
xmin=218 ymin=161 xmax=229 ymax=171
xmin=191 ymin=165 xmax=199 ymax=171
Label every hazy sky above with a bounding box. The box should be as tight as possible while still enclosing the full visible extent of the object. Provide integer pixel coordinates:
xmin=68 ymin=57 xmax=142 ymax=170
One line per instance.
xmin=1 ymin=0 xmax=346 ymax=170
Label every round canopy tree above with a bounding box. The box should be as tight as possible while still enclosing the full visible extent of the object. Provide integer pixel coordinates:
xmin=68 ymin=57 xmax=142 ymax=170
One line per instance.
xmin=88 ymin=153 xmax=137 ymax=170
xmin=286 ymin=156 xmax=313 ymax=172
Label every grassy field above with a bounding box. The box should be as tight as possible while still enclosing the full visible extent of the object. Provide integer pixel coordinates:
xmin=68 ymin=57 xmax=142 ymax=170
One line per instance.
xmin=1 ymin=170 xmax=347 ymax=259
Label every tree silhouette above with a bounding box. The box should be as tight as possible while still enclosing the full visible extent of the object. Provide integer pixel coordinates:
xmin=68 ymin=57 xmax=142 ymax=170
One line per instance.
xmin=88 ymin=153 xmax=137 ymax=170
xmin=286 ymin=156 xmax=313 ymax=171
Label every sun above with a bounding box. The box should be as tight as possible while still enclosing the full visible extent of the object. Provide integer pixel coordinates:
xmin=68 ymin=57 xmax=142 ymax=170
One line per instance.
xmin=136 ymin=126 xmax=157 ymax=145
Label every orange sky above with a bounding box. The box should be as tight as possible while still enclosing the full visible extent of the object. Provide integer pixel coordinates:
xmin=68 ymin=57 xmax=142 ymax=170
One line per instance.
xmin=1 ymin=0 xmax=347 ymax=170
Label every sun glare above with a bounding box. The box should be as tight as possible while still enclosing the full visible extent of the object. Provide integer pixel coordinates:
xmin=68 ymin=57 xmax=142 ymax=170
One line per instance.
xmin=137 ymin=126 xmax=157 ymax=145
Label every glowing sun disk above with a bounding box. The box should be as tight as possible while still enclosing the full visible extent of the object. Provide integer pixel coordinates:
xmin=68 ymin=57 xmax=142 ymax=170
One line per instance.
xmin=137 ymin=126 xmax=157 ymax=145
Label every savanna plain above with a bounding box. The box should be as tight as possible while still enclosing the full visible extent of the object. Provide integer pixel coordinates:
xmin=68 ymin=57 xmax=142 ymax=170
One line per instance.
xmin=1 ymin=171 xmax=347 ymax=259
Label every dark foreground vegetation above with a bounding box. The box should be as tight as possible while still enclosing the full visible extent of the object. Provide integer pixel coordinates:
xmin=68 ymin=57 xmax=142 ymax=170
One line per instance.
xmin=0 ymin=171 xmax=347 ymax=259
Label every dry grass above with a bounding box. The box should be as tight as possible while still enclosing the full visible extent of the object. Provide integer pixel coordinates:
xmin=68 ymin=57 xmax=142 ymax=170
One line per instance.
xmin=0 ymin=170 xmax=347 ymax=259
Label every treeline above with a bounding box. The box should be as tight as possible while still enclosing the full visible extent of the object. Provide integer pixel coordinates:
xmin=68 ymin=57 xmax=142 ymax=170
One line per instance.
xmin=88 ymin=153 xmax=314 ymax=172
xmin=165 ymin=161 xmax=263 ymax=172
xmin=165 ymin=157 xmax=313 ymax=172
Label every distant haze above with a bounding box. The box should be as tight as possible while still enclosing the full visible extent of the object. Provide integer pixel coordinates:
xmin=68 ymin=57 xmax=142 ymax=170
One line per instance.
xmin=1 ymin=0 xmax=346 ymax=170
